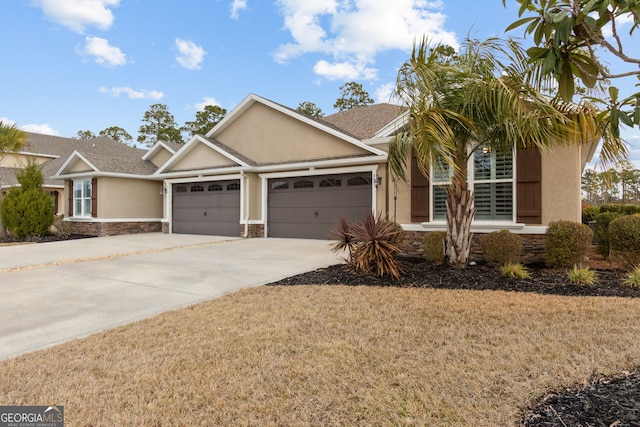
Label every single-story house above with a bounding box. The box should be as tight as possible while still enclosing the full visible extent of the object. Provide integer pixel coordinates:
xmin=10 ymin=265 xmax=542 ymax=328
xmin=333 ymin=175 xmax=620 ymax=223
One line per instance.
xmin=1 ymin=93 xmax=598 ymax=261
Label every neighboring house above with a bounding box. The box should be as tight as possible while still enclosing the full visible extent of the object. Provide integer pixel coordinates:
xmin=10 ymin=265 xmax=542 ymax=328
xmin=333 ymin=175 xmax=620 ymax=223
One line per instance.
xmin=1 ymin=93 xmax=599 ymax=261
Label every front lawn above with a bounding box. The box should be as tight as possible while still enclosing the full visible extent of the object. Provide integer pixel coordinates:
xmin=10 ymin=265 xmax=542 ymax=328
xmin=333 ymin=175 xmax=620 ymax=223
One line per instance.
xmin=0 ymin=285 xmax=639 ymax=426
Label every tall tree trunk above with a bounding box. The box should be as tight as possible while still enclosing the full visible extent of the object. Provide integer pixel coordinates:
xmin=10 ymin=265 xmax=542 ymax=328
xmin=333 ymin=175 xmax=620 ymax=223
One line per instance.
xmin=445 ymin=181 xmax=476 ymax=269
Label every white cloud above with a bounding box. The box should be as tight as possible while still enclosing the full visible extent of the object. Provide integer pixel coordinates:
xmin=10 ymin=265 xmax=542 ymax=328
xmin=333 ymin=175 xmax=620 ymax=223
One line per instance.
xmin=274 ymin=0 xmax=458 ymax=80
xmin=99 ymin=86 xmax=164 ymax=100
xmin=194 ymin=97 xmax=221 ymax=111
xmin=35 ymin=0 xmax=120 ymax=33
xmin=374 ymin=82 xmax=397 ymax=104
xmin=230 ymin=0 xmax=247 ymax=19
xmin=20 ymin=123 xmax=60 ymax=136
xmin=0 ymin=117 xmax=17 ymax=126
xmin=313 ymin=59 xmax=377 ymax=81
xmin=175 ymin=39 xmax=206 ymax=70
xmin=82 ymin=36 xmax=126 ymax=67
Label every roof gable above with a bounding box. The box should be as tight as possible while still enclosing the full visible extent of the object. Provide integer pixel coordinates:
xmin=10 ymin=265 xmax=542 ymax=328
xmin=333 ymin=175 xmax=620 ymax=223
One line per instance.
xmin=207 ymin=94 xmax=385 ymax=166
xmin=321 ymin=104 xmax=407 ymax=140
xmin=156 ymin=135 xmax=247 ymax=175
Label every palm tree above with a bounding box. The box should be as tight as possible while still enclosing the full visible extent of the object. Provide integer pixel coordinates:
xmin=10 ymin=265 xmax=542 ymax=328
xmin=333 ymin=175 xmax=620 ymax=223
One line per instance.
xmin=389 ymin=37 xmax=612 ymax=268
xmin=0 ymin=122 xmax=27 ymax=153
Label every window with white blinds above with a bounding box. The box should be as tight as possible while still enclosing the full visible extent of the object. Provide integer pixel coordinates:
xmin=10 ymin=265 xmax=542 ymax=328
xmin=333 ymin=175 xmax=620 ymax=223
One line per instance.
xmin=431 ymin=146 xmax=514 ymax=221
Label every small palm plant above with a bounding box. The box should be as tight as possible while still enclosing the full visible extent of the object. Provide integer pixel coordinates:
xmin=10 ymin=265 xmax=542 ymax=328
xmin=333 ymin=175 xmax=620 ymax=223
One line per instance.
xmin=331 ymin=212 xmax=404 ymax=279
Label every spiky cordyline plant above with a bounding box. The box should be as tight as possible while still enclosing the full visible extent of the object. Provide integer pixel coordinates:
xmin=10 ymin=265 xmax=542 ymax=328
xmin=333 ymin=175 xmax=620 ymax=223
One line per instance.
xmin=330 ymin=212 xmax=405 ymax=279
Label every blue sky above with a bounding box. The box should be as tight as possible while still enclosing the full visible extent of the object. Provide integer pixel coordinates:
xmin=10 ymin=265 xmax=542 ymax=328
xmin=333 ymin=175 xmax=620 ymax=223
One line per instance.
xmin=1 ymin=0 xmax=639 ymax=166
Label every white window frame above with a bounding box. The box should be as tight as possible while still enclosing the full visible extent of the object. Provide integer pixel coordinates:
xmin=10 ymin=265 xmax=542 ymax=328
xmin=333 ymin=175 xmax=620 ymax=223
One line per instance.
xmin=430 ymin=146 xmax=515 ymax=222
xmin=73 ymin=179 xmax=92 ymax=217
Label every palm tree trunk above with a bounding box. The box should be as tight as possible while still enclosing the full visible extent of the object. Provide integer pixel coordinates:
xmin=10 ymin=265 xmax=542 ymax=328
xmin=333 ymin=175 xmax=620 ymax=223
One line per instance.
xmin=445 ymin=182 xmax=476 ymax=269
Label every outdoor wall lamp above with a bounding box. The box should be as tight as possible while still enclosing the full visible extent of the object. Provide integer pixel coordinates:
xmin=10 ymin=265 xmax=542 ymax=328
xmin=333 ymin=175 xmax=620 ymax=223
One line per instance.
xmin=374 ymin=173 xmax=382 ymax=188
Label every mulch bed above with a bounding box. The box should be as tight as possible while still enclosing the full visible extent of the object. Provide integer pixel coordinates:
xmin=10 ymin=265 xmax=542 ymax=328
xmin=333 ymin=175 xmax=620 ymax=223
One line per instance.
xmin=0 ymin=234 xmax=96 ymax=244
xmin=268 ymin=259 xmax=640 ymax=426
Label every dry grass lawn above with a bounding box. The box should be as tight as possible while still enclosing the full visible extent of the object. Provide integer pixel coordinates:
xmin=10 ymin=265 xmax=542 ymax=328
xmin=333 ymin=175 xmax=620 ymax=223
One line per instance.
xmin=1 ymin=285 xmax=639 ymax=426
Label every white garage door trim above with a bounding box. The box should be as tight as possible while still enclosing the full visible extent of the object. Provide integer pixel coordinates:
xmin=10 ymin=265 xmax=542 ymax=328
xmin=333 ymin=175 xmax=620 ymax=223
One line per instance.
xmin=260 ymin=165 xmax=379 ymax=238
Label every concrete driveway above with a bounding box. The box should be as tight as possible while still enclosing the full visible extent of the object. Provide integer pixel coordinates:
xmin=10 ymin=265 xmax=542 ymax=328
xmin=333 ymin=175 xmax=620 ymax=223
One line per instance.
xmin=0 ymin=233 xmax=339 ymax=360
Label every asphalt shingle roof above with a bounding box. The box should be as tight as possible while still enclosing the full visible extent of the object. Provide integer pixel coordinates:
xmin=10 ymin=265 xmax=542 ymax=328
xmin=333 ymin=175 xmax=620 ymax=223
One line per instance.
xmin=1 ymin=133 xmax=155 ymax=188
xmin=320 ymin=104 xmax=406 ymax=140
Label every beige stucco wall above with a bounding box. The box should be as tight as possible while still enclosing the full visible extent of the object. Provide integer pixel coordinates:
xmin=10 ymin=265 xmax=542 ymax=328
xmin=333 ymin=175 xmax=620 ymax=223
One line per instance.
xmin=98 ymin=177 xmax=162 ymax=219
xmin=387 ymin=143 xmax=584 ymax=226
xmin=169 ymin=142 xmax=237 ymax=171
xmin=541 ymin=144 xmax=582 ymax=224
xmin=216 ymin=102 xmax=370 ymax=164
xmin=67 ymin=158 xmax=94 ymax=173
xmin=148 ymin=149 xmax=173 ymax=168
xmin=0 ymin=153 xmax=51 ymax=168
xmin=244 ymin=173 xmax=262 ymax=221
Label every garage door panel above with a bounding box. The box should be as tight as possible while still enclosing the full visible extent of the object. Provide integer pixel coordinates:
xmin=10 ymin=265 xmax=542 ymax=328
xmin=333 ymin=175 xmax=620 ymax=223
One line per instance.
xmin=172 ymin=180 xmax=240 ymax=236
xmin=268 ymin=172 xmax=373 ymax=239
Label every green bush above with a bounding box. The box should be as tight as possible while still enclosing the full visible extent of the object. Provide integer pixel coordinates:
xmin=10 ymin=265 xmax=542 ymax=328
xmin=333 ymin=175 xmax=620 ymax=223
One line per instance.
xmin=0 ymin=162 xmax=54 ymax=238
xmin=481 ymin=230 xmax=523 ymax=266
xmin=582 ymin=206 xmax=600 ymax=224
xmin=593 ymin=212 xmax=621 ymax=257
xmin=567 ymin=265 xmax=596 ymax=286
xmin=622 ymin=267 xmax=640 ymax=288
xmin=609 ymin=214 xmax=640 ymax=271
xmin=423 ymin=231 xmax=446 ymax=265
xmin=501 ymin=263 xmax=530 ymax=279
xmin=544 ymin=221 xmax=593 ymax=268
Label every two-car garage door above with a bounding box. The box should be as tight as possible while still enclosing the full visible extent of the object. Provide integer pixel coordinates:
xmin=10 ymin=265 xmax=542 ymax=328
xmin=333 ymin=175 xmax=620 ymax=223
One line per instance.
xmin=267 ymin=172 xmax=373 ymax=239
xmin=172 ymin=172 xmax=373 ymax=239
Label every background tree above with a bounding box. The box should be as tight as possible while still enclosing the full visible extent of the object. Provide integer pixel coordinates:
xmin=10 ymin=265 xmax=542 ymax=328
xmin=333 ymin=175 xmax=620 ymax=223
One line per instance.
xmin=0 ymin=122 xmax=27 ymax=152
xmin=0 ymin=161 xmax=54 ymax=237
xmin=99 ymin=126 xmax=134 ymax=146
xmin=389 ymin=37 xmax=603 ymax=268
xmin=182 ymin=105 xmax=227 ymax=139
xmin=333 ymin=82 xmax=374 ymax=111
xmin=504 ymin=0 xmax=640 ymax=165
xmin=75 ymin=130 xmax=96 ymax=140
xmin=137 ymin=104 xmax=183 ymax=147
xmin=296 ymin=101 xmax=325 ymax=118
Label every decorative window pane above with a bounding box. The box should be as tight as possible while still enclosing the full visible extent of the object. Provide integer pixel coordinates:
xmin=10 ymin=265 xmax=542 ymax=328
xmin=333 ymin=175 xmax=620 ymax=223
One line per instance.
xmin=293 ymin=180 xmax=314 ymax=189
xmin=73 ymin=179 xmax=92 ymax=217
xmin=433 ymin=185 xmax=449 ymax=220
xmin=474 ymin=183 xmax=513 ymax=220
xmin=270 ymin=181 xmax=289 ymax=190
xmin=433 ymin=157 xmax=453 ymax=183
xmin=175 ymin=186 xmax=187 ymax=193
xmin=208 ymin=184 xmax=223 ymax=192
xmin=227 ymin=183 xmax=240 ymax=191
xmin=319 ymin=178 xmax=341 ymax=187
xmin=190 ymin=185 xmax=204 ymax=192
xmin=347 ymin=176 xmax=371 ymax=186
xmin=474 ymin=146 xmax=513 ymax=181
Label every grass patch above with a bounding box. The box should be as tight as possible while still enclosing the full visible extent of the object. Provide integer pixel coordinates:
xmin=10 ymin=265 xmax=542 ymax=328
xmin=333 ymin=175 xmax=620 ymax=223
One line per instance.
xmin=1 ymin=286 xmax=639 ymax=426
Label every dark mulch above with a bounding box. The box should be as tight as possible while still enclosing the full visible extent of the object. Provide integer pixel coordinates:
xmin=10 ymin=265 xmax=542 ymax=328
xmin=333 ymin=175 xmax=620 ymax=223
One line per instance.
xmin=0 ymin=234 xmax=96 ymax=244
xmin=267 ymin=259 xmax=640 ymax=426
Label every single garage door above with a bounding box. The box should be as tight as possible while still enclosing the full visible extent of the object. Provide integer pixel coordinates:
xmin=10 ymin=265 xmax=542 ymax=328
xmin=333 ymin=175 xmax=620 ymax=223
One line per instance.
xmin=268 ymin=172 xmax=373 ymax=239
xmin=172 ymin=180 xmax=240 ymax=236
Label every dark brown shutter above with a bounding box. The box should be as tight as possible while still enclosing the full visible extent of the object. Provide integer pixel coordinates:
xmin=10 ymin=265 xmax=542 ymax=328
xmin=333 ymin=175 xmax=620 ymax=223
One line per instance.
xmin=516 ymin=148 xmax=542 ymax=224
xmin=91 ymin=178 xmax=98 ymax=218
xmin=68 ymin=180 xmax=74 ymax=217
xmin=411 ymin=155 xmax=430 ymax=222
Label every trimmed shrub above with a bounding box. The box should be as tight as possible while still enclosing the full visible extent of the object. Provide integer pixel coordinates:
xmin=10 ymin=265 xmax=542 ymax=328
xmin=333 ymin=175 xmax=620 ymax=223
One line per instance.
xmin=609 ymin=214 xmax=640 ymax=271
xmin=0 ymin=162 xmax=54 ymax=238
xmin=544 ymin=221 xmax=593 ymax=268
xmin=481 ymin=230 xmax=523 ymax=266
xmin=567 ymin=265 xmax=596 ymax=286
xmin=423 ymin=231 xmax=446 ymax=265
xmin=331 ymin=212 xmax=404 ymax=279
xmin=501 ymin=263 xmax=530 ymax=279
xmin=593 ymin=212 xmax=621 ymax=257
xmin=582 ymin=206 xmax=600 ymax=224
